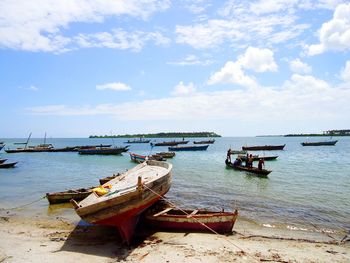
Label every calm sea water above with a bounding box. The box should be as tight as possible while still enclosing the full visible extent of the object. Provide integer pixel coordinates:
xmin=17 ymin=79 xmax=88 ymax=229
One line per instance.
xmin=0 ymin=137 xmax=349 ymax=236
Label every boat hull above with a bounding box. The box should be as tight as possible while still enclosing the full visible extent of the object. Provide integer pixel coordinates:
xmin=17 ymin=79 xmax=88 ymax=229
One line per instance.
xmin=301 ymin=140 xmax=338 ymax=146
xmin=193 ymin=140 xmax=215 ymax=144
xmin=168 ymin=145 xmax=209 ymax=151
xmin=226 ymin=160 xmax=271 ymax=177
xmin=242 ymin=144 xmax=285 ymax=151
xmin=0 ymin=162 xmax=17 ymax=168
xmin=46 ymin=188 xmax=93 ymax=204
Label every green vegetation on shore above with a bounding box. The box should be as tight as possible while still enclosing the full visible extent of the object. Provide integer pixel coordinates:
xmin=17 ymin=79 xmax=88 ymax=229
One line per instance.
xmin=89 ymin=132 xmax=221 ymax=138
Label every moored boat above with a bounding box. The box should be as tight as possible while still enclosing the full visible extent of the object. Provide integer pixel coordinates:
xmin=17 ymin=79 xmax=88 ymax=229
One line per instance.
xmin=46 ymin=187 xmax=95 ymax=204
xmin=0 ymin=159 xmax=7 ymax=164
xmin=125 ymin=138 xmax=151 ymax=143
xmin=71 ymin=160 xmax=172 ymax=245
xmin=78 ymin=146 xmax=127 ymax=155
xmin=168 ymin=145 xmax=209 ymax=151
xmin=225 ymin=159 xmax=271 ymax=177
xmin=151 ymin=140 xmax=189 ymax=146
xmin=301 ymin=140 xmax=338 ymax=146
xmin=144 ymin=201 xmax=238 ymax=234
xmin=237 ymin=155 xmax=278 ymax=161
xmin=242 ymin=144 xmax=285 ymax=151
xmin=156 ymin=152 xmax=176 ymax=158
xmin=193 ymin=139 xmax=215 ymax=144
xmin=129 ymin=152 xmax=163 ymax=163
xmin=0 ymin=162 xmax=18 ymax=168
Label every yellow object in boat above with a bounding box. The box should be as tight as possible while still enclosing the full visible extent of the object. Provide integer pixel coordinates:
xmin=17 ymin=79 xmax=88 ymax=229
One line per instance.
xmin=92 ymin=184 xmax=111 ymax=196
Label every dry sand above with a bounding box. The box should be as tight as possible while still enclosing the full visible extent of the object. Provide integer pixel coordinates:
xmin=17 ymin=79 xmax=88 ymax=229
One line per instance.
xmin=0 ymin=210 xmax=349 ymax=263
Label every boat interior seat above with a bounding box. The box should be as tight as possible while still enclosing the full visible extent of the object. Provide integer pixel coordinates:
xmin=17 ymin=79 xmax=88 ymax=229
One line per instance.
xmin=153 ymin=207 xmax=173 ymax=217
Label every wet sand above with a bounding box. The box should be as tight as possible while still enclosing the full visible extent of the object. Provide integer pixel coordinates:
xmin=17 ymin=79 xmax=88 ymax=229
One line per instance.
xmin=0 ymin=210 xmax=349 ymax=263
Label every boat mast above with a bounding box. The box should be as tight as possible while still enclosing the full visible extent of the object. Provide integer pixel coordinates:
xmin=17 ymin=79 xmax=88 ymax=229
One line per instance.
xmin=24 ymin=132 xmax=32 ymax=149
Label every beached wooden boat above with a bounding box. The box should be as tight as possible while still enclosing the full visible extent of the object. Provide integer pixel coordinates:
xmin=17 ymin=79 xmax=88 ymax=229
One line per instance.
xmin=301 ymin=140 xmax=338 ymax=146
xmin=125 ymin=138 xmax=151 ymax=143
xmin=0 ymin=159 xmax=7 ymax=164
xmin=46 ymin=187 xmax=94 ymax=204
xmin=78 ymin=146 xmax=126 ymax=155
xmin=168 ymin=145 xmax=209 ymax=151
xmin=129 ymin=152 xmax=164 ymax=163
xmin=71 ymin=160 xmax=172 ymax=245
xmin=237 ymin=155 xmax=278 ymax=161
xmin=225 ymin=159 xmax=271 ymax=177
xmin=242 ymin=144 xmax=285 ymax=151
xmin=151 ymin=140 xmax=189 ymax=146
xmin=144 ymin=202 xmax=238 ymax=233
xmin=156 ymin=152 xmax=175 ymax=158
xmin=193 ymin=139 xmax=215 ymax=144
xmin=0 ymin=162 xmax=18 ymax=168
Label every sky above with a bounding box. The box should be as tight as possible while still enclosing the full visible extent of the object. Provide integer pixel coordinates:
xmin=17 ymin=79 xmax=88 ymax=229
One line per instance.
xmin=1 ymin=0 xmax=350 ymax=138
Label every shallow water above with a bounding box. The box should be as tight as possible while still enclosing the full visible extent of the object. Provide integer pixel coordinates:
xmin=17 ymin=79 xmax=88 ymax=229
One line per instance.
xmin=0 ymin=137 xmax=349 ymax=237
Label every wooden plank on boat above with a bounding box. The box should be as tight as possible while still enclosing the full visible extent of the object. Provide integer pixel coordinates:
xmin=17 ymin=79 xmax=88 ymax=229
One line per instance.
xmin=187 ymin=209 xmax=198 ymax=218
xmin=153 ymin=207 xmax=173 ymax=217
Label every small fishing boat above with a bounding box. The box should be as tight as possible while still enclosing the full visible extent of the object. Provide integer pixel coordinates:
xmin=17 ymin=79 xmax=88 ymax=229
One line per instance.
xmin=71 ymin=160 xmax=173 ymax=245
xmin=151 ymin=140 xmax=189 ymax=146
xmin=242 ymin=144 xmax=285 ymax=151
xmin=301 ymin=140 xmax=338 ymax=146
xmin=0 ymin=159 xmax=7 ymax=164
xmin=225 ymin=159 xmax=271 ymax=177
xmin=46 ymin=187 xmax=95 ymax=204
xmin=125 ymin=138 xmax=151 ymax=143
xmin=168 ymin=145 xmax=209 ymax=151
xmin=193 ymin=139 xmax=215 ymax=144
xmin=144 ymin=202 xmax=238 ymax=234
xmin=129 ymin=152 xmax=163 ymax=163
xmin=237 ymin=155 xmax=278 ymax=161
xmin=78 ymin=146 xmax=127 ymax=155
xmin=0 ymin=162 xmax=18 ymax=168
xmin=156 ymin=152 xmax=176 ymax=158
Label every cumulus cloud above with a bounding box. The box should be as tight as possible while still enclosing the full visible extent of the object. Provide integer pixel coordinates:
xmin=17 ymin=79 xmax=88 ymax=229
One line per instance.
xmin=207 ymin=47 xmax=277 ymax=86
xmin=96 ymin=82 xmax=131 ymax=91
xmin=0 ymin=0 xmax=170 ymax=52
xmin=307 ymin=3 xmax=350 ymax=56
xmin=171 ymin=81 xmax=196 ymax=96
xmin=340 ymin=60 xmax=350 ymax=82
xmin=289 ymin=58 xmax=312 ymax=73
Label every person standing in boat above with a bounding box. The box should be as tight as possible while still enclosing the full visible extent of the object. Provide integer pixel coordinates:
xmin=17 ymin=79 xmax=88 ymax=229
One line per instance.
xmin=245 ymin=153 xmax=249 ymax=167
xmin=248 ymin=154 xmax=254 ymax=168
xmin=258 ymin=158 xmax=265 ymax=170
xmin=227 ymin=148 xmax=232 ymax=163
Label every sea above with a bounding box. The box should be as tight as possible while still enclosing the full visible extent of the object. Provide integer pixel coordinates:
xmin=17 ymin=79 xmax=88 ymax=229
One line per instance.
xmin=0 ymin=136 xmax=349 ymax=239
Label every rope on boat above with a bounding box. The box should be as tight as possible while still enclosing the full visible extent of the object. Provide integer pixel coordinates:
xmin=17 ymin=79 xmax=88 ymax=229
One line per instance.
xmin=142 ymin=184 xmax=260 ymax=263
xmin=0 ymin=195 xmax=46 ymax=211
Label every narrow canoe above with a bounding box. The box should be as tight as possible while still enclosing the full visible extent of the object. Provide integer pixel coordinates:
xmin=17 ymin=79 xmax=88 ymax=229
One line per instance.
xmin=237 ymin=155 xmax=278 ymax=161
xmin=0 ymin=162 xmax=18 ymax=168
xmin=242 ymin=144 xmax=285 ymax=151
xmin=78 ymin=147 xmax=125 ymax=155
xmin=71 ymin=160 xmax=173 ymax=245
xmin=193 ymin=139 xmax=215 ymax=144
xmin=225 ymin=159 xmax=271 ymax=177
xmin=151 ymin=140 xmax=189 ymax=146
xmin=168 ymin=145 xmax=209 ymax=151
xmin=129 ymin=152 xmax=164 ymax=163
xmin=144 ymin=202 xmax=238 ymax=234
xmin=46 ymin=187 xmax=94 ymax=204
xmin=301 ymin=140 xmax=338 ymax=146
xmin=156 ymin=152 xmax=176 ymax=158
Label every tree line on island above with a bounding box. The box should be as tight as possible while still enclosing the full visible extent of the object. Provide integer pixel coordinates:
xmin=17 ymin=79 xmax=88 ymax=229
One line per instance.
xmin=89 ymin=132 xmax=221 ymax=138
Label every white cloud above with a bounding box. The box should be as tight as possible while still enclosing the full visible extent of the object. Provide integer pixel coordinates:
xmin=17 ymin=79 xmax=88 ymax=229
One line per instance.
xmin=29 ymin=85 xmax=39 ymax=91
xmin=249 ymin=0 xmax=299 ymax=15
xmin=289 ymin=58 xmax=312 ymax=73
xmin=307 ymin=3 xmax=350 ymax=56
xmin=96 ymin=82 xmax=131 ymax=91
xmin=0 ymin=0 xmax=170 ymax=52
xmin=340 ymin=60 xmax=350 ymax=82
xmin=167 ymin=54 xmax=213 ymax=66
xmin=171 ymin=81 xmax=196 ymax=96
xmin=207 ymin=47 xmax=277 ymax=86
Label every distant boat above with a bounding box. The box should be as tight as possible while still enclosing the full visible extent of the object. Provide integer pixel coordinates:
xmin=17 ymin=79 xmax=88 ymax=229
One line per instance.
xmin=230 ymin=149 xmax=247 ymax=154
xmin=156 ymin=152 xmax=176 ymax=158
xmin=242 ymin=144 xmax=285 ymax=151
xmin=151 ymin=140 xmax=189 ymax=146
xmin=0 ymin=162 xmax=18 ymax=168
xmin=168 ymin=145 xmax=209 ymax=151
xmin=46 ymin=187 xmax=95 ymax=204
xmin=301 ymin=140 xmax=338 ymax=146
xmin=193 ymin=139 xmax=215 ymax=144
xmin=78 ymin=146 xmax=126 ymax=155
xmin=144 ymin=201 xmax=238 ymax=234
xmin=225 ymin=159 xmax=271 ymax=177
xmin=124 ymin=138 xmax=151 ymax=144
xmin=129 ymin=152 xmax=164 ymax=163
xmin=71 ymin=160 xmax=173 ymax=245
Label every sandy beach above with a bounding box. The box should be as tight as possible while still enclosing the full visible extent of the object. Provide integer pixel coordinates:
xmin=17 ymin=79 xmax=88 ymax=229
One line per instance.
xmin=0 ymin=209 xmax=349 ymax=263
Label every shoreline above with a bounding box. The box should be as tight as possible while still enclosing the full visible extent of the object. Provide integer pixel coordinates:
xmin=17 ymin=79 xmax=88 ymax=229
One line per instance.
xmin=1 ymin=209 xmax=349 ymax=262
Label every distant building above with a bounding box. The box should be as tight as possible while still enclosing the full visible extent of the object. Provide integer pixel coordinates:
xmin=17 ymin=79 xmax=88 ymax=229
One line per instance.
xmin=324 ymin=129 xmax=350 ymax=135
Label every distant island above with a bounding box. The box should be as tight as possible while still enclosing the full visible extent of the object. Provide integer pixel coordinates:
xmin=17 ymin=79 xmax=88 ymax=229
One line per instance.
xmin=259 ymin=129 xmax=350 ymax=137
xmin=89 ymin=132 xmax=221 ymax=138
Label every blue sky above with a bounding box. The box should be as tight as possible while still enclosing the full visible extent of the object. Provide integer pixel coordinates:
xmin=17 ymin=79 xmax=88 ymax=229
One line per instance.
xmin=1 ymin=0 xmax=350 ymax=137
